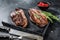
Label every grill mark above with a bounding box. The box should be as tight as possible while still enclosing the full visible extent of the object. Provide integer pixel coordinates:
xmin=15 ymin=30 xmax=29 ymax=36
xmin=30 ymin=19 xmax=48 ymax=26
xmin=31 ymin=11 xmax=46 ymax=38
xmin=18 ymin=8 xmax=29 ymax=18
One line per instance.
xmin=29 ymin=9 xmax=48 ymax=27
xmin=19 ymin=12 xmax=24 ymax=25
xmin=37 ymin=10 xmax=48 ymax=24
xmin=31 ymin=9 xmax=42 ymax=24
xmin=29 ymin=9 xmax=42 ymax=25
xmin=29 ymin=10 xmax=36 ymax=22
xmin=12 ymin=14 xmax=18 ymax=22
xmin=37 ymin=10 xmax=47 ymax=21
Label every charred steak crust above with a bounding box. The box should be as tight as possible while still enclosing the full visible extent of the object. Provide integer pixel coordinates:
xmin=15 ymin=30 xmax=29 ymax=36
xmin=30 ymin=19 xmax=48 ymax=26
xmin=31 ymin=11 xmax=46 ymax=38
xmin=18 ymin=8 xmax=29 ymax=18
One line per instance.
xmin=10 ymin=8 xmax=28 ymax=28
xmin=28 ymin=9 xmax=48 ymax=27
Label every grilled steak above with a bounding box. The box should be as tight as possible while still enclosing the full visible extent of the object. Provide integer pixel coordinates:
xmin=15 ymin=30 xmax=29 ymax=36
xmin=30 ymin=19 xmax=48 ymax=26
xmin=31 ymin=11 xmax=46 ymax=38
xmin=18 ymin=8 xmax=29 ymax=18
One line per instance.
xmin=28 ymin=9 xmax=48 ymax=27
xmin=10 ymin=8 xmax=28 ymax=28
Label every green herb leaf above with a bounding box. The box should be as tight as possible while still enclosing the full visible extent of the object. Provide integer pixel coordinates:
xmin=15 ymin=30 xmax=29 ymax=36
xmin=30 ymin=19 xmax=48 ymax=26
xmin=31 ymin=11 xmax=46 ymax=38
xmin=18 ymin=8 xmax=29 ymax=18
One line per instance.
xmin=34 ymin=13 xmax=41 ymax=19
xmin=42 ymin=11 xmax=60 ymax=22
xmin=15 ymin=11 xmax=19 ymax=14
xmin=51 ymin=16 xmax=60 ymax=22
xmin=46 ymin=16 xmax=53 ymax=23
xmin=41 ymin=12 xmax=53 ymax=23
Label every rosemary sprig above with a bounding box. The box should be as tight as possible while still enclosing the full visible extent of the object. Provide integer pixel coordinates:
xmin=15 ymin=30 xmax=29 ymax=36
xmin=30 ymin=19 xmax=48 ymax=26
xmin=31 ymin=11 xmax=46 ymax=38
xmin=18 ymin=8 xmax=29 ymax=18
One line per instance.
xmin=34 ymin=13 xmax=41 ymax=19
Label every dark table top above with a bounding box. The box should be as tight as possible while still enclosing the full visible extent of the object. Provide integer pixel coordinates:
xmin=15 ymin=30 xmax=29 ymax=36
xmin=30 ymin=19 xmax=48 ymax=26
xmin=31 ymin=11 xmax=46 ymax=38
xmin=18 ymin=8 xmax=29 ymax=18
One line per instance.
xmin=0 ymin=0 xmax=60 ymax=40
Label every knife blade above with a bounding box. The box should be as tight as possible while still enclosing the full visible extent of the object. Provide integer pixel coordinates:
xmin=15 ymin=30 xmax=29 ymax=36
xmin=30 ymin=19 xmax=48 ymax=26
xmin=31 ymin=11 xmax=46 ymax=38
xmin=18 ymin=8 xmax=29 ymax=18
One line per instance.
xmin=2 ymin=21 xmax=43 ymax=40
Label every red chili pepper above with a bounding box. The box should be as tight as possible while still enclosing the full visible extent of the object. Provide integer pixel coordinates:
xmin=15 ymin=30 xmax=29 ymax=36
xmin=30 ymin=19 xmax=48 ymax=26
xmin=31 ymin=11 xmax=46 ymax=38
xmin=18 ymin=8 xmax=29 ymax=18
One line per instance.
xmin=44 ymin=4 xmax=49 ymax=7
xmin=38 ymin=2 xmax=44 ymax=7
xmin=40 ymin=3 xmax=45 ymax=7
xmin=38 ymin=2 xmax=49 ymax=7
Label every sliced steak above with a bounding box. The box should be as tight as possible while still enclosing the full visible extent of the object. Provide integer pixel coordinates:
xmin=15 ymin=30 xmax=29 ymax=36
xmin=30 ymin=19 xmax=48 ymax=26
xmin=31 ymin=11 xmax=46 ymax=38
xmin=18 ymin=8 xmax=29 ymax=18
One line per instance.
xmin=28 ymin=9 xmax=48 ymax=27
xmin=10 ymin=8 xmax=28 ymax=28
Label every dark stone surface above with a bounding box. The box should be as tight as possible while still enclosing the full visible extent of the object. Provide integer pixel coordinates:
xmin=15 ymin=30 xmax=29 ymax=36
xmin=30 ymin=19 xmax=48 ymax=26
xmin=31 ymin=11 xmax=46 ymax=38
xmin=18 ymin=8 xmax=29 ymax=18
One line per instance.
xmin=0 ymin=0 xmax=60 ymax=40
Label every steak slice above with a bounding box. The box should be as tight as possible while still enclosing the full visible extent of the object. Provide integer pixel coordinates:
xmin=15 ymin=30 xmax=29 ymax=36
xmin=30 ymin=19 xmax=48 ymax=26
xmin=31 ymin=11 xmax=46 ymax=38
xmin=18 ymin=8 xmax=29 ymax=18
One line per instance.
xmin=10 ymin=8 xmax=28 ymax=28
xmin=28 ymin=9 xmax=48 ymax=27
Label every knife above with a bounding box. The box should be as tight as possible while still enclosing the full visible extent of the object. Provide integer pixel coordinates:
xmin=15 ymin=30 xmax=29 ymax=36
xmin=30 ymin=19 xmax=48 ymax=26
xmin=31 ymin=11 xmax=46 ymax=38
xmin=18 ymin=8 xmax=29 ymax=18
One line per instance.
xmin=2 ymin=21 xmax=43 ymax=40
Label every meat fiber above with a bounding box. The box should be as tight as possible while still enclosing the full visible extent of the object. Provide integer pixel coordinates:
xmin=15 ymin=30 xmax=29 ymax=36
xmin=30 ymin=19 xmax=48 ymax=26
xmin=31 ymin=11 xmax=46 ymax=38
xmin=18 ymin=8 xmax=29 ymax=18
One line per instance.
xmin=28 ymin=9 xmax=48 ymax=27
xmin=10 ymin=8 xmax=28 ymax=28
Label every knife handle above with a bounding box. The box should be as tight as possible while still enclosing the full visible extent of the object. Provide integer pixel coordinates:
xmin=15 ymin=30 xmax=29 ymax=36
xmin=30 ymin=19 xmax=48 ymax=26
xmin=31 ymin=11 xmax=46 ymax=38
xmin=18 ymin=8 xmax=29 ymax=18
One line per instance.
xmin=0 ymin=26 xmax=10 ymax=33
